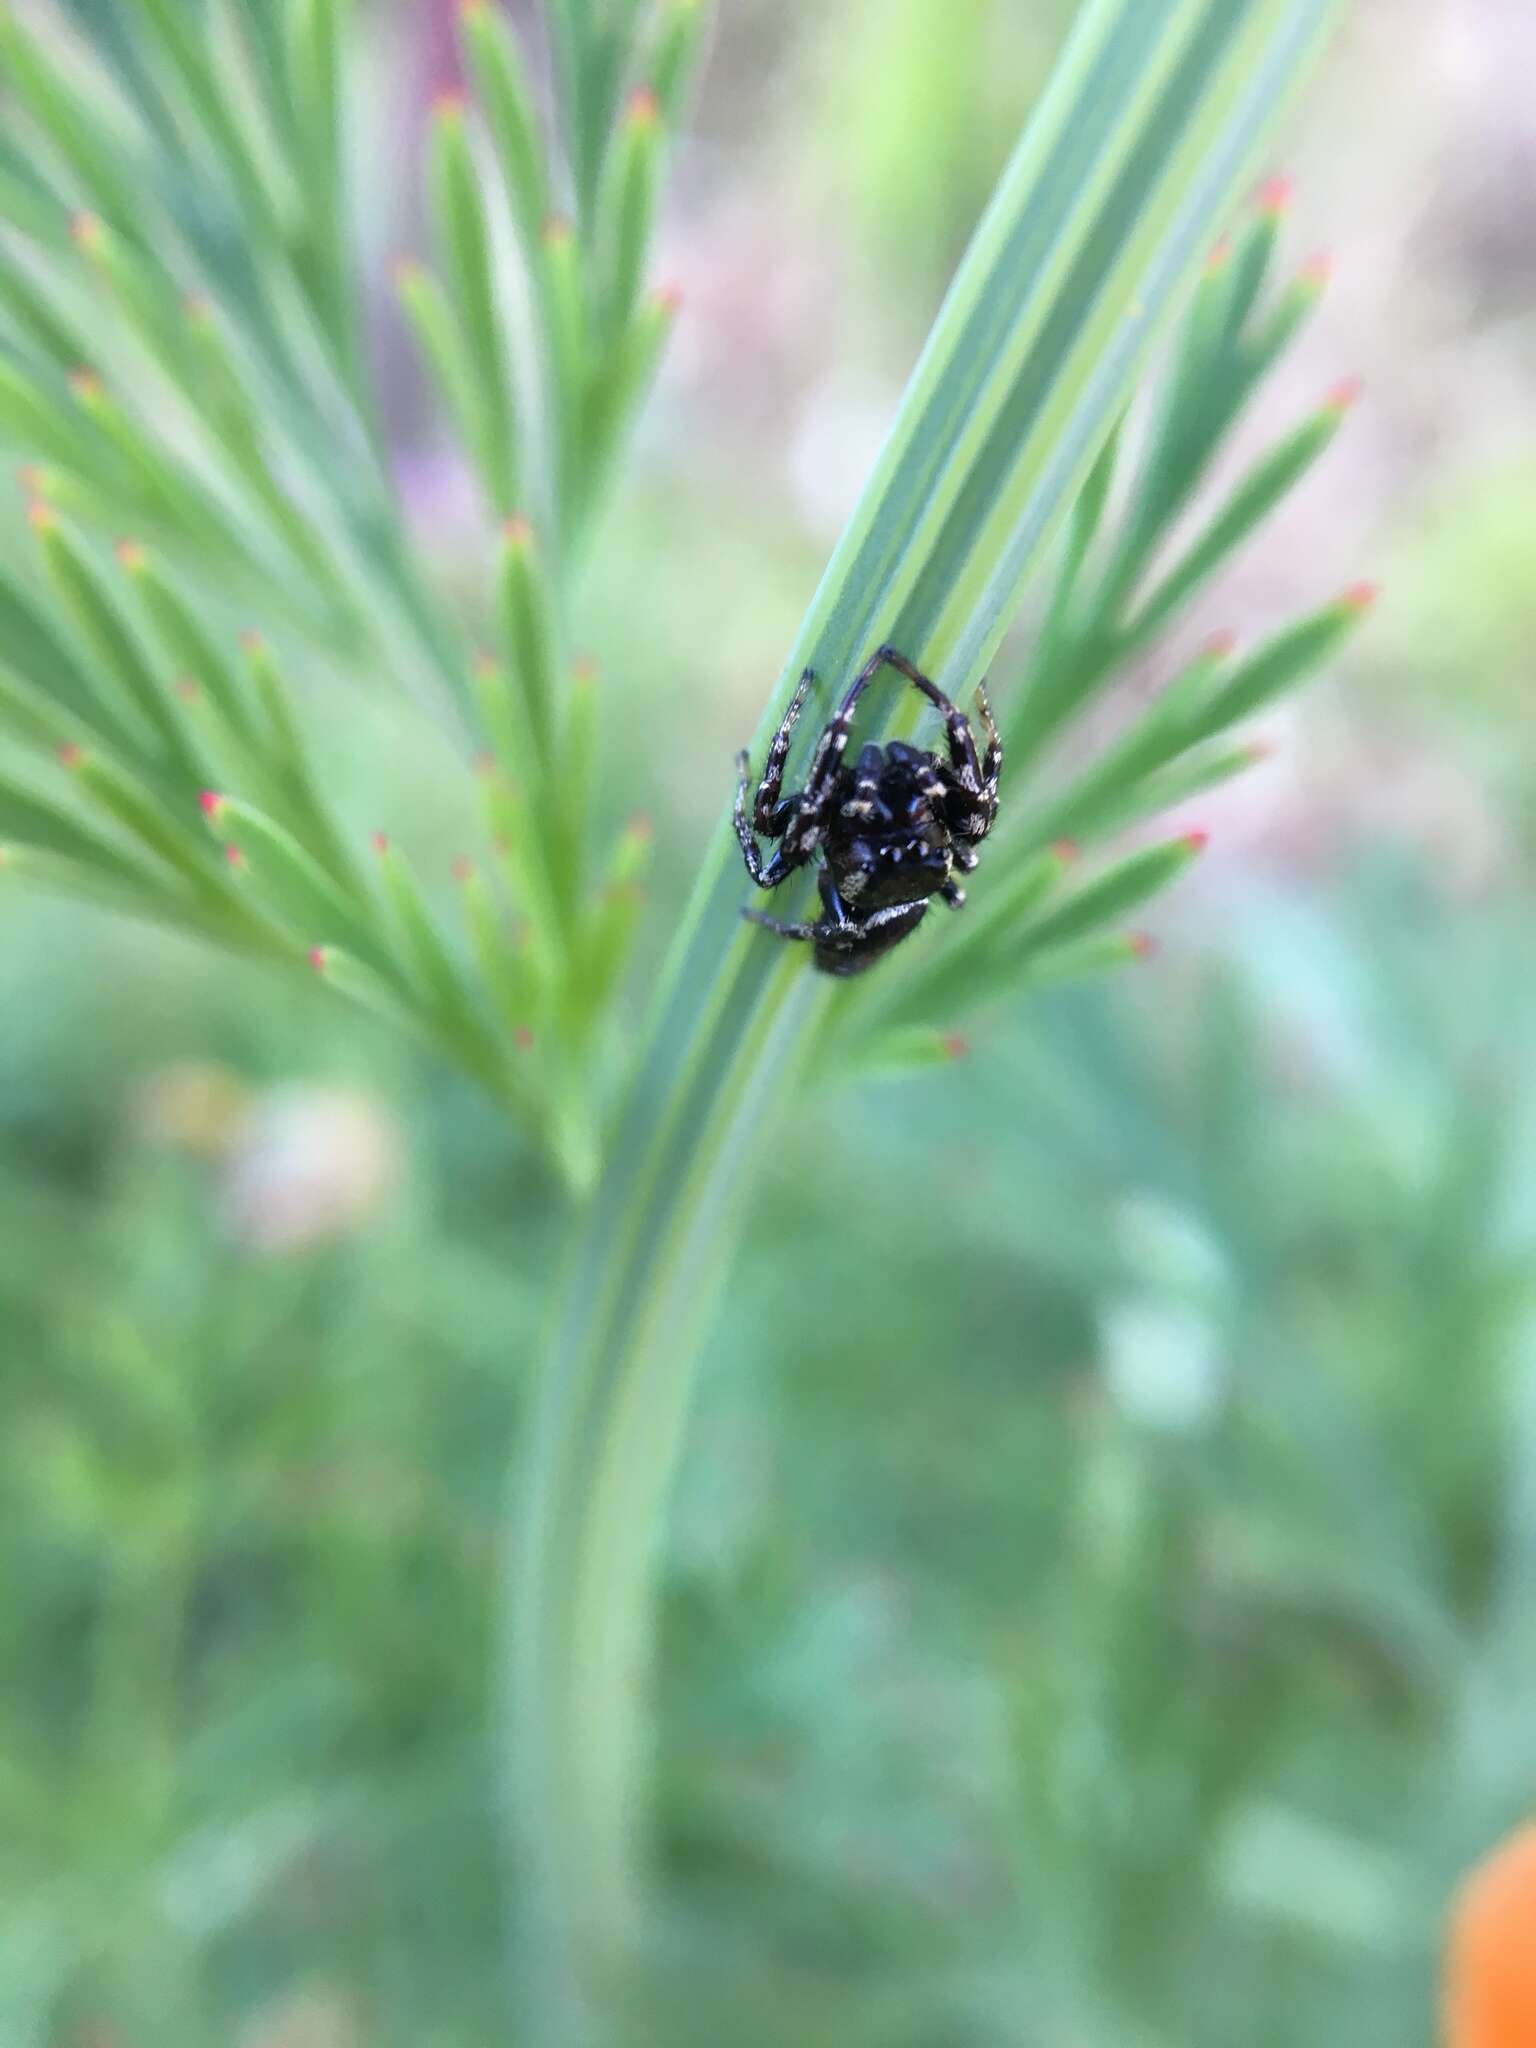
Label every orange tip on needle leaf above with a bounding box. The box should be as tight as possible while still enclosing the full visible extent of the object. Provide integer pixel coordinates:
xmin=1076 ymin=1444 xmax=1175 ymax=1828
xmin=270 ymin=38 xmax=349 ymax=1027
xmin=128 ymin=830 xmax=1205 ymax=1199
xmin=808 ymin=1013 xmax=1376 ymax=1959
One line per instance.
xmin=541 ymin=215 xmax=574 ymax=246
xmin=1182 ymin=829 xmax=1210 ymax=854
xmin=309 ymin=946 xmax=330 ymax=973
xmin=239 ymin=629 xmax=265 ymax=653
xmin=1256 ymin=173 xmax=1294 ymax=216
xmin=627 ymin=813 xmax=654 ymax=842
xmin=942 ymin=1032 xmax=970 ymax=1061
xmin=199 ymin=790 xmax=225 ymax=819
xmin=1298 ymin=251 xmax=1332 ymax=291
xmin=371 ymin=830 xmax=390 ymax=855
xmin=653 ymin=282 xmax=684 ymax=314
xmin=627 ymin=86 xmax=661 ymax=124
xmin=177 ymin=678 xmax=200 ymax=703
xmin=1203 ymin=629 xmax=1239 ymax=660
xmin=514 ymin=1026 xmax=535 ymax=1051
xmin=1205 ymin=235 xmax=1232 ymax=273
xmin=1129 ymin=932 xmax=1158 ymax=960
xmin=1340 ymin=580 xmax=1380 ymax=613
xmin=68 ymin=367 xmax=102 ymax=399
xmin=26 ymin=500 xmax=57 ymax=532
xmin=433 ymin=88 xmax=468 ymax=119
xmin=57 ymin=742 xmax=83 ymax=769
xmin=1049 ymin=839 xmax=1080 ymax=863
xmin=224 ymin=843 xmax=245 ymax=868
xmin=1325 ymin=376 xmax=1364 ymax=414
xmin=502 ymin=513 xmax=534 ymax=546
xmin=115 ymin=539 xmax=146 ymax=571
xmin=451 ymin=855 xmax=475 ymax=882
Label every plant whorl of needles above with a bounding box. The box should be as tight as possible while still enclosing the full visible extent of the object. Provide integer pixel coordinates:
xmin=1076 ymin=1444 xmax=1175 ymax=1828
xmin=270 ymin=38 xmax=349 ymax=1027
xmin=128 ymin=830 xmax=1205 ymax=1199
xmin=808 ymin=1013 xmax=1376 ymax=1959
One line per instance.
xmin=0 ymin=0 xmax=1365 ymax=2033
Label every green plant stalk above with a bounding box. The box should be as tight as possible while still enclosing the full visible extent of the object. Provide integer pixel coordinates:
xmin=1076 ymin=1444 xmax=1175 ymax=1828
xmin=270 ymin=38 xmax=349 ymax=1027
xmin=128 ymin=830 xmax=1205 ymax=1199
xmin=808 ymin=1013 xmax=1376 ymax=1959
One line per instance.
xmin=508 ymin=0 xmax=1344 ymax=2029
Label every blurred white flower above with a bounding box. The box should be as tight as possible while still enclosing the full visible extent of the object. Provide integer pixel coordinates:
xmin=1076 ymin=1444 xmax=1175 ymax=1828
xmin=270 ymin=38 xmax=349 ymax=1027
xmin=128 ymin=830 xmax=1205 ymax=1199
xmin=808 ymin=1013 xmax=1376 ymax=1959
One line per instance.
xmin=221 ymin=1086 xmax=404 ymax=1254
xmin=1099 ymin=1297 xmax=1226 ymax=1434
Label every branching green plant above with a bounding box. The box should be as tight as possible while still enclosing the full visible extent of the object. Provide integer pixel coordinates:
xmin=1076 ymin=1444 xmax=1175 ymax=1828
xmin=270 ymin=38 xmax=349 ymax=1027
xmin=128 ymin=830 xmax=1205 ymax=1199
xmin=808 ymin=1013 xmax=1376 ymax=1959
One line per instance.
xmin=0 ymin=0 xmax=698 ymax=1188
xmin=0 ymin=0 xmax=1364 ymax=2038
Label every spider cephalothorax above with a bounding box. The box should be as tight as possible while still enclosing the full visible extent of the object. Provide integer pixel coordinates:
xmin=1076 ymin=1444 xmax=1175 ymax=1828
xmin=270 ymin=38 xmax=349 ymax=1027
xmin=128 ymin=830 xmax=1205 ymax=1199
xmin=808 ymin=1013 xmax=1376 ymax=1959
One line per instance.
xmin=734 ymin=645 xmax=1003 ymax=976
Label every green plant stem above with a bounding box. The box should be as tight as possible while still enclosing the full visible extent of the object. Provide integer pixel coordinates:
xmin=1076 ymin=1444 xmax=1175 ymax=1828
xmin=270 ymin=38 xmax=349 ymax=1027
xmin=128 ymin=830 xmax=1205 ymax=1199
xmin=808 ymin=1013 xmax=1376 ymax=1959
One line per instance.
xmin=507 ymin=0 xmax=1343 ymax=2031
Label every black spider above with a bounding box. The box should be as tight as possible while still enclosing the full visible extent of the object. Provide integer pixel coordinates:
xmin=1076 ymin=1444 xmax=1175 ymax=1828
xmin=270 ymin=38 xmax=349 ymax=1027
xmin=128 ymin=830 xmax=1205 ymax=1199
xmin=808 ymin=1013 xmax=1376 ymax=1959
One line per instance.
xmin=734 ymin=644 xmax=1003 ymax=976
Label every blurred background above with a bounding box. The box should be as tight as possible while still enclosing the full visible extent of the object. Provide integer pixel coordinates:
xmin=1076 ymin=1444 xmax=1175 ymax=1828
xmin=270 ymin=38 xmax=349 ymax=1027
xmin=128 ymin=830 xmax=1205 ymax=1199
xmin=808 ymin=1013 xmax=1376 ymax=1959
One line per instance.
xmin=4 ymin=1 xmax=1536 ymax=2042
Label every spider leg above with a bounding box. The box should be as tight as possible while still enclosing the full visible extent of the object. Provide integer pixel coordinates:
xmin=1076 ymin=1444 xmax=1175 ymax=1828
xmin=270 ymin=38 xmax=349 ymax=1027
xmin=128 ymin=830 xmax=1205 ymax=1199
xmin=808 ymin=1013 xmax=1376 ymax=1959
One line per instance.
xmin=752 ymin=666 xmax=817 ymax=832
xmin=940 ymin=877 xmax=967 ymax=908
xmin=741 ymin=907 xmax=822 ymax=941
xmin=735 ymin=749 xmax=809 ymax=888
xmin=871 ymin=644 xmax=992 ymax=788
xmin=800 ymin=646 xmax=907 ymax=803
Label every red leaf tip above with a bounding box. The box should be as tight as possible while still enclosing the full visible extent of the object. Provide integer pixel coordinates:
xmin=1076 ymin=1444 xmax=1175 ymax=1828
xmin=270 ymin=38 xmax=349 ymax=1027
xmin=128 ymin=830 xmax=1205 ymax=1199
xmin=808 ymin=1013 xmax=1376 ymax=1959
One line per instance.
xmin=1339 ymin=580 xmax=1380 ymax=614
xmin=942 ymin=1031 xmax=970 ymax=1061
xmin=177 ymin=677 xmax=200 ymax=703
xmin=627 ymin=812 xmax=654 ymax=842
xmin=114 ymin=538 xmax=146 ymax=571
xmin=540 ymin=214 xmax=574 ymax=247
xmin=69 ymin=210 xmax=103 ymax=250
xmin=1298 ymin=251 xmax=1332 ymax=291
xmin=68 ymin=367 xmax=102 ymax=399
xmin=371 ymin=830 xmax=390 ymax=855
xmin=513 ymin=1025 xmax=535 ymax=1051
xmin=571 ymin=654 xmax=599 ymax=685
xmin=627 ymin=86 xmax=661 ymax=125
xmin=239 ymin=628 xmax=265 ymax=653
xmin=451 ymin=855 xmax=475 ymax=882
xmin=433 ymin=88 xmax=468 ymax=120
xmin=1324 ymin=376 xmax=1363 ymax=415
xmin=1050 ymin=838 xmax=1079 ymax=863
xmin=652 ymin=281 xmax=684 ymax=314
xmin=1205 ymin=235 xmax=1232 ymax=274
xmin=309 ymin=945 xmax=330 ymax=973
xmin=391 ymin=251 xmax=423 ymax=286
xmin=1256 ymin=173 xmax=1294 ymax=217
xmin=199 ymin=790 xmax=225 ymax=818
xmin=1181 ymin=828 xmax=1210 ymax=854
xmin=224 ymin=842 xmax=245 ymax=868
xmin=502 ymin=513 xmax=534 ymax=547
xmin=1203 ymin=629 xmax=1239 ymax=660
xmin=1128 ymin=932 xmax=1158 ymax=960
xmin=57 ymin=741 xmax=83 ymax=769
xmin=26 ymin=499 xmax=57 ymax=532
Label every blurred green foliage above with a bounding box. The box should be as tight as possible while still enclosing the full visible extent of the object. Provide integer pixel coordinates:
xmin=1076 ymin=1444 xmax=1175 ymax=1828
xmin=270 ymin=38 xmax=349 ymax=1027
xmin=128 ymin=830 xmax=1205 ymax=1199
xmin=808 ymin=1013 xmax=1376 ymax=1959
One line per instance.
xmin=7 ymin=861 xmax=1536 ymax=2047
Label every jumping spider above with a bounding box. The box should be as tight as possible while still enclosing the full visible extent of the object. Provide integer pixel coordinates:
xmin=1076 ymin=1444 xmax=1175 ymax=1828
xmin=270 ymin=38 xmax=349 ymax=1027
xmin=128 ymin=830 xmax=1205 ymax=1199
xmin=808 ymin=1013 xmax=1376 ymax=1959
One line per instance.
xmin=734 ymin=644 xmax=1003 ymax=976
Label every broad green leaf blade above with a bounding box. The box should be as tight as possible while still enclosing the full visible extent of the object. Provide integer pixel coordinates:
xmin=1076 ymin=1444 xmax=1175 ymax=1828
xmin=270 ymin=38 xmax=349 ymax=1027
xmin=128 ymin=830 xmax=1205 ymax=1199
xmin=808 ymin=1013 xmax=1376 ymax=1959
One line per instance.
xmin=510 ymin=0 xmax=1346 ymax=2026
